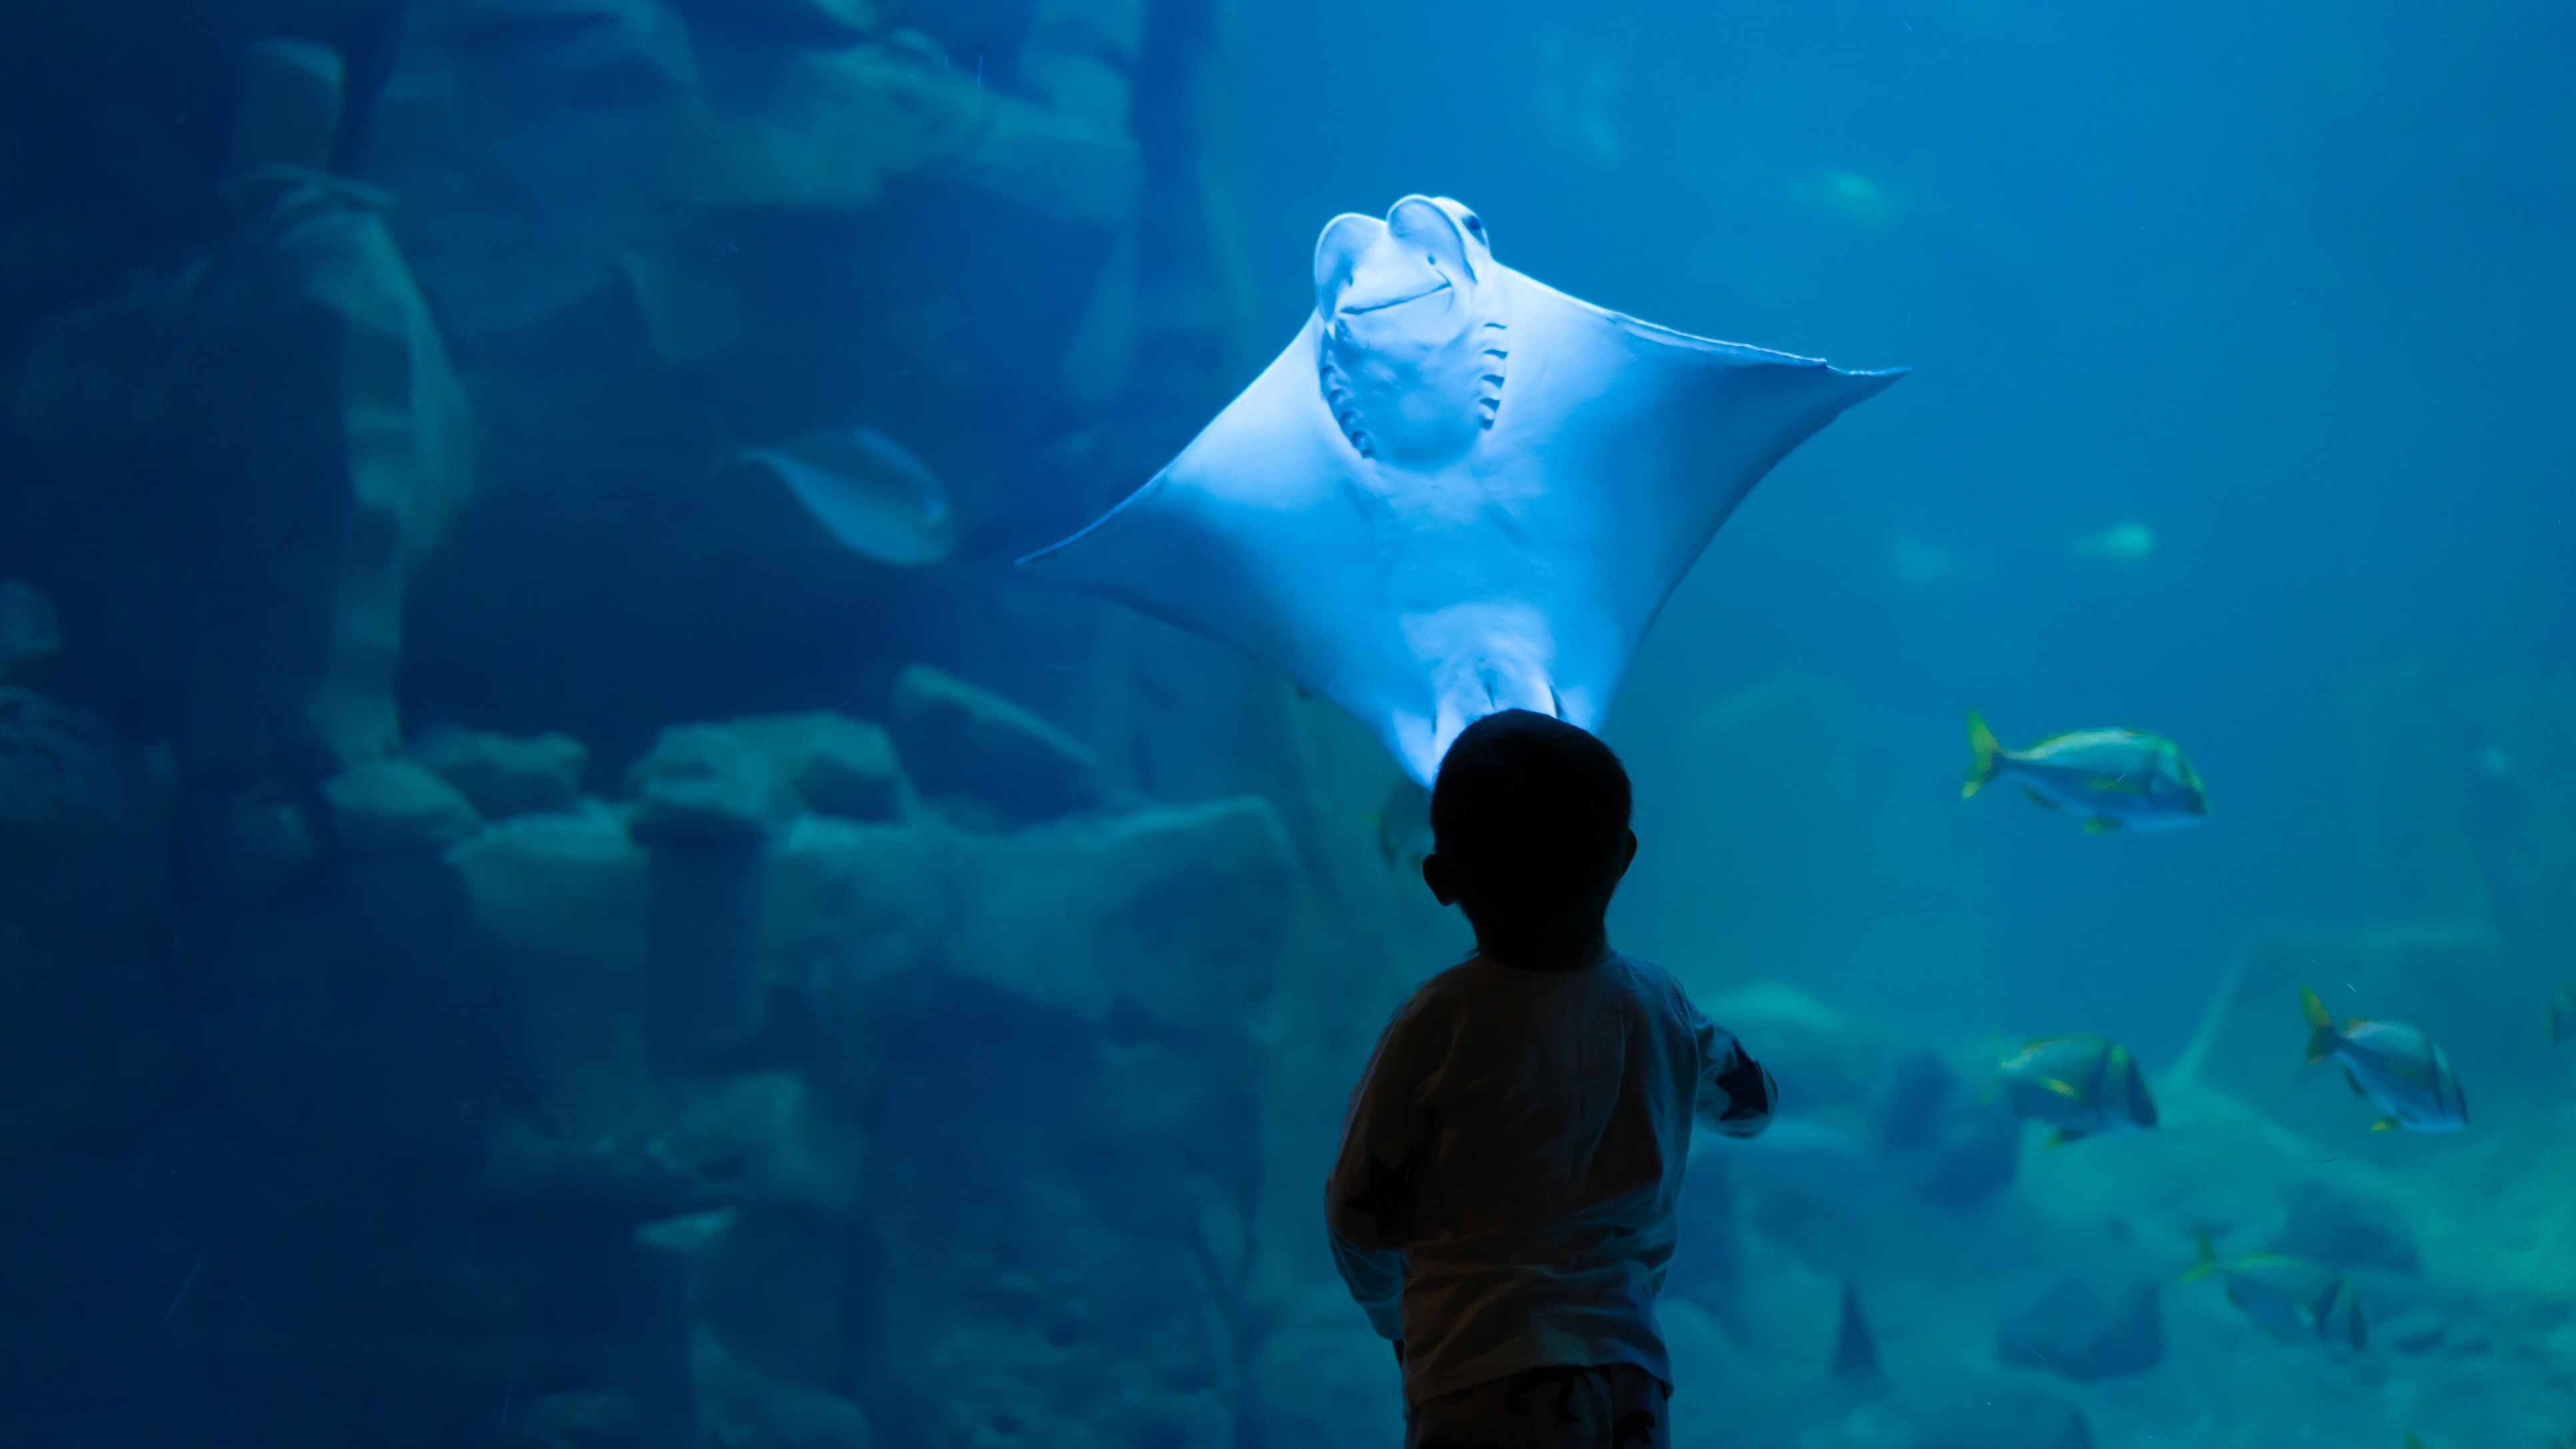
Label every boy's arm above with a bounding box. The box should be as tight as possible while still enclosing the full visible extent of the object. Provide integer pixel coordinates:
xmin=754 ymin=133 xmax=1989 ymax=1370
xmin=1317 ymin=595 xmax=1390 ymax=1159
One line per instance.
xmin=1324 ymin=996 xmax=1437 ymax=1342
xmin=1691 ymin=1004 xmax=1777 ymax=1139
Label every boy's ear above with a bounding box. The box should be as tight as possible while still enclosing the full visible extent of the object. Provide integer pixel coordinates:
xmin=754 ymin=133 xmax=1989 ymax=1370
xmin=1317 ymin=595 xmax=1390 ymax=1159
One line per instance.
xmin=1619 ymin=829 xmax=1639 ymax=876
xmin=1421 ymin=852 xmax=1460 ymax=906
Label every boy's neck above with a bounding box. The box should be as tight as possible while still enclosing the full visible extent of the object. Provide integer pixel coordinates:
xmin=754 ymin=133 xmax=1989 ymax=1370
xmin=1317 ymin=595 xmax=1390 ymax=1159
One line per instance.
xmin=1476 ymin=922 xmax=1612 ymax=972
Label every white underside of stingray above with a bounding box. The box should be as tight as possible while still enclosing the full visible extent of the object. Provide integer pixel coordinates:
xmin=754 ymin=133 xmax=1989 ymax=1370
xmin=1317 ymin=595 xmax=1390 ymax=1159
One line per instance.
xmin=1022 ymin=195 xmax=1905 ymax=784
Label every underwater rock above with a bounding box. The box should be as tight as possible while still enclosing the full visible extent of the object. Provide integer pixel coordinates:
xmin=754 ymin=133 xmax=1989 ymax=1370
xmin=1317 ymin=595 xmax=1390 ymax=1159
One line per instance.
xmin=674 ymin=0 xmax=879 ymax=40
xmin=1995 ymin=1273 xmax=2165 ymax=1382
xmin=189 ymin=782 xmax=325 ymax=902
xmin=677 ymin=36 xmax=1141 ymax=229
xmin=1018 ymin=0 xmax=1148 ymax=131
xmin=1697 ymin=982 xmax=1903 ymax=1111
xmin=448 ymin=804 xmax=651 ymax=1140
xmin=0 ymin=934 xmax=185 ymax=1156
xmin=1245 ymin=1288 xmax=1402 ymax=1449
xmin=822 ymin=800 xmax=1290 ymax=1449
xmin=227 ymin=37 xmax=349 ymax=177
xmin=932 ymin=798 xmax=1290 ymax=1025
xmin=1657 ymin=1299 xmax=1747 ymax=1449
xmin=362 ymin=0 xmax=702 ymax=348
xmin=508 ymin=1388 xmax=643 ymax=1449
xmin=1665 ymin=1152 xmax=1743 ymax=1324
xmin=2273 ymin=1178 xmax=2421 ymax=1275
xmin=0 ymin=687 xmax=171 ymax=933
xmin=693 ymin=1326 xmax=876 ymax=1449
xmin=322 ymin=757 xmax=485 ymax=854
xmin=627 ymin=722 xmax=797 ymax=846
xmin=182 ymin=117 xmax=477 ymax=777
xmin=415 ymin=725 xmax=589 ymax=818
xmin=1877 ymin=1048 xmax=2022 ymax=1206
xmin=891 ymin=665 xmax=1107 ymax=826
xmin=1905 ymin=1381 xmax=2093 ymax=1449
xmin=729 ymin=711 xmax=913 ymax=822
xmin=0 ymin=579 xmax=61 ymax=679
xmin=656 ymin=1073 xmax=866 ymax=1227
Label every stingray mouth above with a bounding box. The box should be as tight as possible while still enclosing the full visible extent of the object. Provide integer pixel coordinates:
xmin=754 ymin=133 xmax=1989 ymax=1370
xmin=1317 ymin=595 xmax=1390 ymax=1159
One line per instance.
xmin=1341 ymin=278 xmax=1451 ymax=315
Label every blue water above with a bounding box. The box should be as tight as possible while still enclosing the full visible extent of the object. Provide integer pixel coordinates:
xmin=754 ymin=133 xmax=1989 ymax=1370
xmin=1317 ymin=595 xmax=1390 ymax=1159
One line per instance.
xmin=0 ymin=1 xmax=2569 ymax=1446
xmin=1246 ymin=0 xmax=2575 ymax=1052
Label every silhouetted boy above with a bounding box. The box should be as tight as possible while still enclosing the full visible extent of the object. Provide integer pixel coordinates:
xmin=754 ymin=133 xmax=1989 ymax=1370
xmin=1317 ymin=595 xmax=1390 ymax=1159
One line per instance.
xmin=1327 ymin=710 xmax=1776 ymax=1449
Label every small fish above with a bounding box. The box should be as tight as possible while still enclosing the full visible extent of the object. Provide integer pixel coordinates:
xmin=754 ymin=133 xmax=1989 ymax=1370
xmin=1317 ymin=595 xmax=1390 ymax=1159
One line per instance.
xmin=2301 ymin=987 xmax=2466 ymax=1133
xmin=1995 ymin=1033 xmax=2157 ymax=1149
xmin=1962 ymin=712 xmax=2209 ymax=834
xmin=2070 ymin=521 xmax=2155 ymax=563
xmin=2549 ymin=981 xmax=2573 ymax=1047
xmin=0 ymin=579 xmax=61 ymax=675
xmin=2186 ymin=1230 xmax=2367 ymax=1350
xmin=1369 ymin=777 xmax=1433 ymax=874
xmin=737 ymin=426 xmax=956 ymax=567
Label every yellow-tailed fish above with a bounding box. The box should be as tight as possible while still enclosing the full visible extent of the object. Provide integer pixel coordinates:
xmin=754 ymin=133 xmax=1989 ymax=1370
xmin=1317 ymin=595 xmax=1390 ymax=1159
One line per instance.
xmin=1962 ymin=712 xmax=2209 ymax=834
xmin=2185 ymin=1230 xmax=2367 ymax=1350
xmin=2301 ymin=986 xmax=2467 ymax=1134
xmin=1995 ymin=1033 xmax=2157 ymax=1149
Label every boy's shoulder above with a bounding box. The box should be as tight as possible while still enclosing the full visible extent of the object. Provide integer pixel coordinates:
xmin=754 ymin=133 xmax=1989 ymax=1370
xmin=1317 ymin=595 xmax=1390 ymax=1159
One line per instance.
xmin=1406 ymin=950 xmax=1690 ymax=1006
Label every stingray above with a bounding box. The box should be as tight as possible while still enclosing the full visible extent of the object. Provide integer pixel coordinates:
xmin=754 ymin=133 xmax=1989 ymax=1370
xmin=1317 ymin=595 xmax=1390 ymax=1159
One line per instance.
xmin=1021 ymin=195 xmax=1903 ymax=783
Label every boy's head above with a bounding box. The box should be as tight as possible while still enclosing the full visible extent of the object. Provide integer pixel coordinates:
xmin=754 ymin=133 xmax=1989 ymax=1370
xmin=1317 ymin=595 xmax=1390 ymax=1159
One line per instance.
xmin=1423 ymin=709 xmax=1637 ymax=963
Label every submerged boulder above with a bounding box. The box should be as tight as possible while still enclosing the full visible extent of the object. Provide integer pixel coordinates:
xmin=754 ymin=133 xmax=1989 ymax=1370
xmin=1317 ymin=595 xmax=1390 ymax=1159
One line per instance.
xmin=1995 ymin=1272 xmax=2164 ymax=1382
xmin=627 ymin=722 xmax=796 ymax=846
xmin=323 ymin=757 xmax=483 ymax=854
xmin=1245 ymin=1289 xmax=1401 ymax=1449
xmin=811 ymin=797 xmax=1293 ymax=1449
xmin=728 ymin=711 xmax=911 ymax=822
xmin=891 ymin=664 xmax=1106 ymax=826
xmin=0 ymin=687 xmax=169 ymax=932
xmin=2273 ymin=1177 xmax=2421 ymax=1275
xmin=1906 ymin=1381 xmax=2093 ymax=1449
xmin=415 ymin=725 xmax=589 ymax=818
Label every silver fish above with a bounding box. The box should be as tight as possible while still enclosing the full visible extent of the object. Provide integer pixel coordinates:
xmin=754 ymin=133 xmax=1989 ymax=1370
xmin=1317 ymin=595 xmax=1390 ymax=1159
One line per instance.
xmin=1995 ymin=1033 xmax=2157 ymax=1149
xmin=2187 ymin=1230 xmax=2366 ymax=1350
xmin=1963 ymin=711 xmax=2209 ymax=834
xmin=739 ymin=427 xmax=956 ymax=567
xmin=2301 ymin=986 xmax=2467 ymax=1134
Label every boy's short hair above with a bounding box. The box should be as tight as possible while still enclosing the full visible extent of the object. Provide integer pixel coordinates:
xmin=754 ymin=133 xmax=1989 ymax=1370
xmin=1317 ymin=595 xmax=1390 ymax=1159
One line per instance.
xmin=1430 ymin=710 xmax=1633 ymax=928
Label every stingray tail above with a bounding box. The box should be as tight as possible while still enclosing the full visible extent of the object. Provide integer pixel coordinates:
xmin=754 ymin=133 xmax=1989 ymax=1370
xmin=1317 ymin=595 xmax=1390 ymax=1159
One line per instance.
xmin=2301 ymin=986 xmax=2341 ymax=1064
xmin=1963 ymin=712 xmax=2007 ymax=799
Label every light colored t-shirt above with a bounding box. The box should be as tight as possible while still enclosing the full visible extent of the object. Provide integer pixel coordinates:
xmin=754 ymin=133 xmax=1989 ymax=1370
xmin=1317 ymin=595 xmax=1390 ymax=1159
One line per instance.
xmin=1325 ymin=950 xmax=1776 ymax=1406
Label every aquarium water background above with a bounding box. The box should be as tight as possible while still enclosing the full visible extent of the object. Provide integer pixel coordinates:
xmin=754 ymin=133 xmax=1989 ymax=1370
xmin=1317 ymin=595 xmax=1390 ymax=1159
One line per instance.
xmin=0 ymin=0 xmax=2568 ymax=1446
